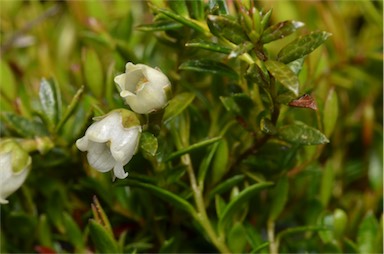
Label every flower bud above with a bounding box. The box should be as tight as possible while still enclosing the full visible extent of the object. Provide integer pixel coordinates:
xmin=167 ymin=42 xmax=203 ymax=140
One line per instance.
xmin=76 ymin=109 xmax=141 ymax=179
xmin=114 ymin=62 xmax=171 ymax=114
xmin=0 ymin=139 xmax=31 ymax=204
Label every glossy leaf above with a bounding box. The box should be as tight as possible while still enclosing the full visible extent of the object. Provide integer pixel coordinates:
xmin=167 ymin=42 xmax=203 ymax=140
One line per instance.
xmin=207 ymin=15 xmax=248 ymax=44
xmin=209 ymin=175 xmax=245 ymax=200
xmin=140 ymin=132 xmax=158 ymax=157
xmin=185 ymin=39 xmax=231 ymax=54
xmin=265 ymin=60 xmax=299 ymax=97
xmin=246 ymin=63 xmax=269 ymax=88
xmin=261 ymin=20 xmax=304 ymax=44
xmin=278 ymin=121 xmax=329 ymax=145
xmin=1 ymin=112 xmax=48 ymax=137
xmin=260 ymin=117 xmax=277 ymax=135
xmin=116 ymin=180 xmax=196 ymax=216
xmin=179 ymin=59 xmax=238 ymax=79
xmin=164 ymin=92 xmax=195 ymax=124
xmin=166 ymin=136 xmax=222 ymax=161
xmin=39 ymin=78 xmax=62 ymax=128
xmin=89 ymin=220 xmax=120 ymax=253
xmin=218 ymin=182 xmax=274 ymax=231
xmin=228 ymin=41 xmax=254 ymax=59
xmin=208 ymin=0 xmax=229 ymax=15
xmin=149 ymin=4 xmax=206 ymax=33
xmin=277 ymin=31 xmax=331 ymax=64
xmin=137 ymin=21 xmax=183 ymax=31
xmin=268 ymin=175 xmax=289 ymax=221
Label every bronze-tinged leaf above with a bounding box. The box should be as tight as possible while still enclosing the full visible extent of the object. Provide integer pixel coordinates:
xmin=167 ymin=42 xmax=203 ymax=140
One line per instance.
xmin=288 ymin=94 xmax=317 ymax=110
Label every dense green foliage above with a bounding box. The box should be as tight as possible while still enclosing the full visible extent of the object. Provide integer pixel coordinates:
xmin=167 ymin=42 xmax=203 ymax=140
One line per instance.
xmin=1 ymin=1 xmax=382 ymax=253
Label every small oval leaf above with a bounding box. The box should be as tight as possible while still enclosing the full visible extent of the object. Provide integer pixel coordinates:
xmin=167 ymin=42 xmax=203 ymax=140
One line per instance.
xmin=277 ymin=31 xmax=331 ymax=64
xmin=278 ymin=121 xmax=329 ymax=145
xmin=265 ymin=60 xmax=299 ymax=97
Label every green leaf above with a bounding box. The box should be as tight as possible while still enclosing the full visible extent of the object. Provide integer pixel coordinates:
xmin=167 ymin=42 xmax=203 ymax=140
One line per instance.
xmin=140 ymin=132 xmax=158 ymax=157
xmin=278 ymin=121 xmax=329 ymax=145
xmin=215 ymin=195 xmax=227 ymax=219
xmin=166 ymin=136 xmax=222 ymax=161
xmin=260 ymin=117 xmax=277 ymax=135
xmin=89 ymin=220 xmax=120 ymax=253
xmin=228 ymin=222 xmax=247 ymax=253
xmin=55 ymin=86 xmax=84 ymax=133
xmin=179 ymin=60 xmax=238 ymax=79
xmin=116 ymin=180 xmax=196 ymax=216
xmin=82 ymin=48 xmax=104 ymax=98
xmin=268 ymin=175 xmax=289 ymax=221
xmin=1 ymin=112 xmax=48 ymax=137
xmin=228 ymin=41 xmax=254 ymax=59
xmin=149 ymin=4 xmax=206 ymax=33
xmin=39 ymin=78 xmax=62 ymax=128
xmin=168 ymin=0 xmax=189 ymax=17
xmin=63 ymin=212 xmax=84 ymax=249
xmin=357 ymin=213 xmax=380 ymax=254
xmin=277 ymin=31 xmax=331 ymax=64
xmin=265 ymin=60 xmax=299 ymax=97
xmin=0 ymin=59 xmax=16 ymax=99
xmin=246 ymin=63 xmax=269 ymax=88
xmin=220 ymin=93 xmax=254 ymax=117
xmin=198 ymin=141 xmax=219 ymax=187
xmin=323 ymin=87 xmax=339 ymax=137
xmin=219 ymin=182 xmax=274 ymax=231
xmin=189 ymin=0 xmax=204 ymax=20
xmin=185 ymin=39 xmax=231 ymax=54
xmin=211 ymin=139 xmax=229 ymax=185
xmin=278 ymin=225 xmax=326 ymax=242
xmin=320 ymin=160 xmax=334 ymax=207
xmin=261 ymin=20 xmax=304 ymax=44
xmin=209 ymin=175 xmax=245 ymax=200
xmin=137 ymin=20 xmax=183 ymax=31
xmin=208 ymin=0 xmax=229 ymax=15
xmin=207 ymin=15 xmax=248 ymax=44
xmin=37 ymin=215 xmax=52 ymax=247
xmin=164 ymin=92 xmax=195 ymax=123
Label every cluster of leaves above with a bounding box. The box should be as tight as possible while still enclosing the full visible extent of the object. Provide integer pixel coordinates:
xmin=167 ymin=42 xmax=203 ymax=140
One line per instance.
xmin=1 ymin=0 xmax=382 ymax=253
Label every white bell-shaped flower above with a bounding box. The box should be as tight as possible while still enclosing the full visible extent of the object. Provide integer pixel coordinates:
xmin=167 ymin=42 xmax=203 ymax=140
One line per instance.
xmin=0 ymin=140 xmax=31 ymax=204
xmin=114 ymin=62 xmax=171 ymax=114
xmin=76 ymin=109 xmax=141 ymax=179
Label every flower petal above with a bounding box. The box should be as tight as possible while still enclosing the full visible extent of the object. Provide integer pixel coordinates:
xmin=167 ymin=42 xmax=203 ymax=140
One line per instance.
xmin=110 ymin=126 xmax=141 ymax=163
xmin=86 ymin=142 xmax=115 ymax=172
xmin=113 ymin=161 xmax=128 ymax=179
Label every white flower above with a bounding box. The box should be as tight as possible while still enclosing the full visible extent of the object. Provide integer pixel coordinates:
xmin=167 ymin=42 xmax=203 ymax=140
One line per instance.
xmin=114 ymin=62 xmax=171 ymax=114
xmin=76 ymin=110 xmax=141 ymax=179
xmin=0 ymin=140 xmax=31 ymax=204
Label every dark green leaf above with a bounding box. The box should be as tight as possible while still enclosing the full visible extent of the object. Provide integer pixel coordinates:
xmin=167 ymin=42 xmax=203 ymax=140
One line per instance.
xmin=89 ymin=220 xmax=119 ymax=253
xmin=229 ymin=41 xmax=254 ymax=59
xmin=277 ymin=31 xmax=331 ymax=64
xmin=166 ymin=136 xmax=222 ymax=161
xmin=164 ymin=92 xmax=195 ymax=123
xmin=278 ymin=225 xmax=326 ymax=242
xmin=261 ymin=20 xmax=304 ymax=44
xmin=278 ymin=121 xmax=329 ymax=145
xmin=179 ymin=59 xmax=238 ymax=79
xmin=39 ymin=78 xmax=61 ymax=128
xmin=246 ymin=63 xmax=269 ymax=88
xmin=219 ymin=182 xmax=274 ymax=231
xmin=137 ymin=21 xmax=183 ymax=31
xmin=357 ymin=213 xmax=380 ymax=254
xmin=1 ymin=112 xmax=48 ymax=137
xmin=207 ymin=15 xmax=248 ymax=44
xmin=208 ymin=0 xmax=229 ymax=15
xmin=116 ymin=180 xmax=196 ymax=216
xmin=268 ymin=175 xmax=289 ymax=221
xmin=215 ymin=195 xmax=227 ymax=219
xmin=185 ymin=39 xmax=231 ymax=54
xmin=198 ymin=141 xmax=219 ymax=187
xmin=211 ymin=139 xmax=229 ymax=184
xmin=265 ymin=60 xmax=299 ymax=97
xmin=189 ymin=0 xmax=204 ymax=20
xmin=37 ymin=215 xmax=52 ymax=247
xmin=220 ymin=93 xmax=254 ymax=117
xmin=260 ymin=118 xmax=277 ymax=135
xmin=209 ymin=175 xmax=245 ymax=200
xmin=150 ymin=4 xmax=206 ymax=33
xmin=140 ymin=132 xmax=158 ymax=157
